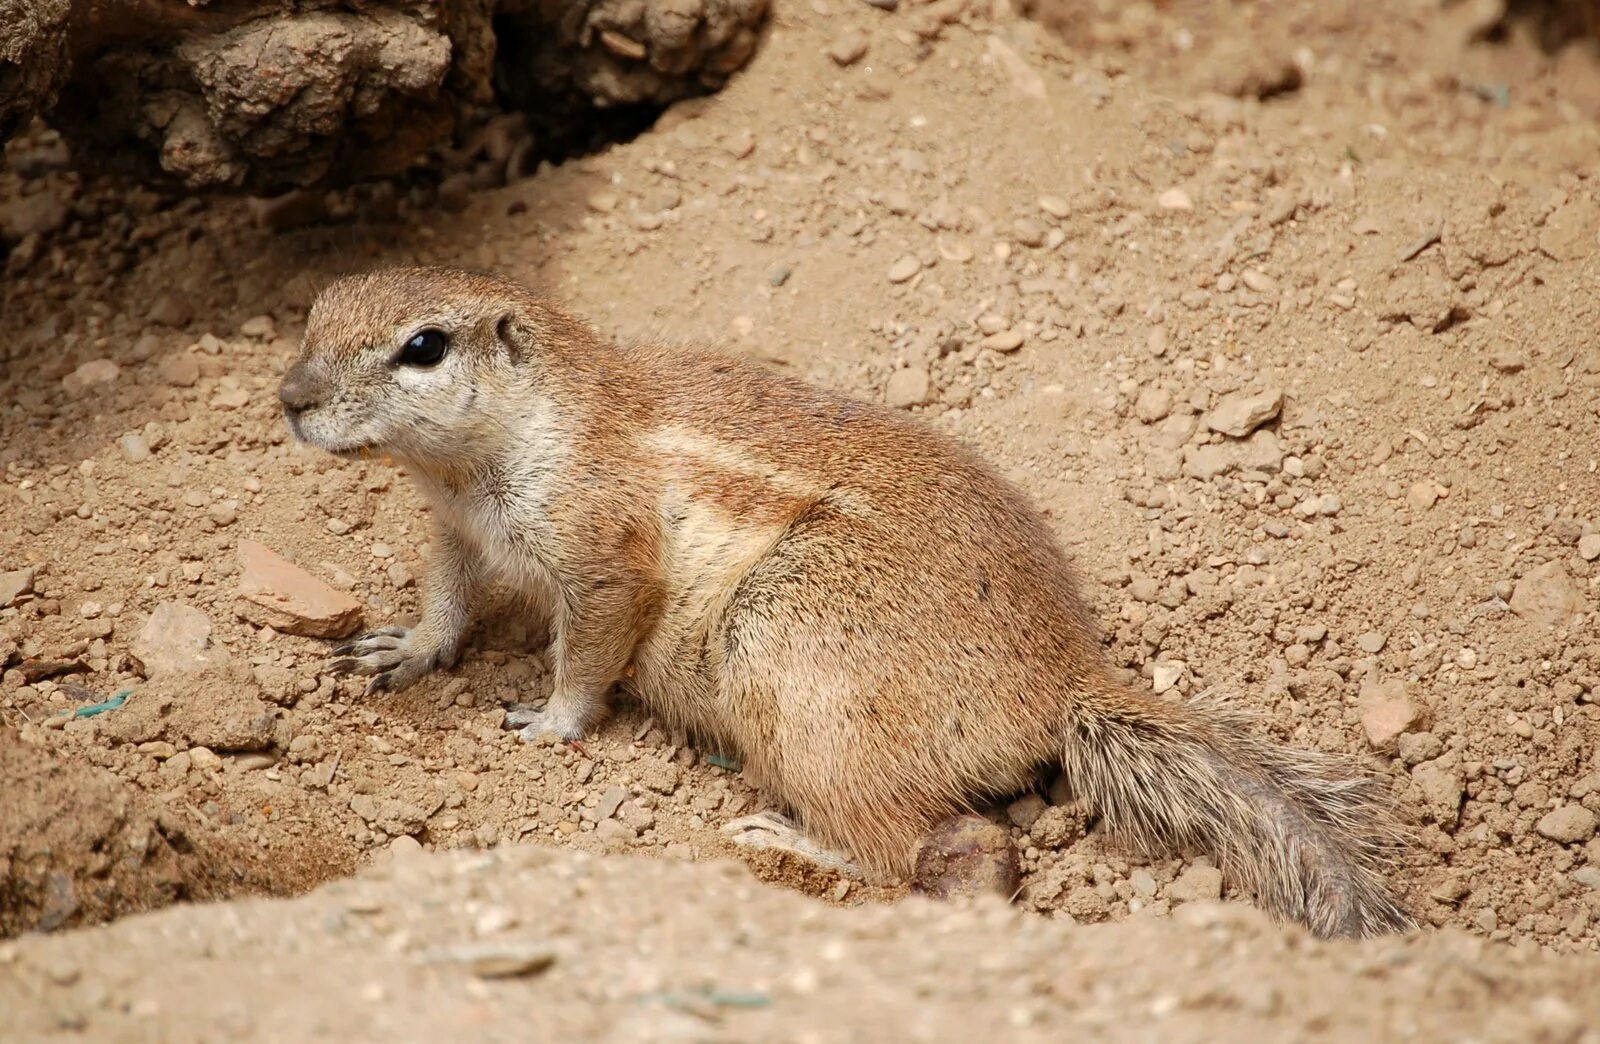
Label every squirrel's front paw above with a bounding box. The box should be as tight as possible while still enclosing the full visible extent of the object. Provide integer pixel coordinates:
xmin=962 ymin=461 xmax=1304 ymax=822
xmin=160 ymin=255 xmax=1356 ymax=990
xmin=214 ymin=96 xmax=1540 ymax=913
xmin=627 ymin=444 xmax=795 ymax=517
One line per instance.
xmin=330 ymin=626 xmax=457 ymax=694
xmin=503 ymin=701 xmax=587 ymax=743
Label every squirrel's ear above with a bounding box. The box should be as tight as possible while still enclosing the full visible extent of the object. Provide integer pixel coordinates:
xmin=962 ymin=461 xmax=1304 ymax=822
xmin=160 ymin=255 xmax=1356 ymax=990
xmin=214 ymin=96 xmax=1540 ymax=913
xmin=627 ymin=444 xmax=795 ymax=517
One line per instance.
xmin=495 ymin=310 xmax=521 ymax=362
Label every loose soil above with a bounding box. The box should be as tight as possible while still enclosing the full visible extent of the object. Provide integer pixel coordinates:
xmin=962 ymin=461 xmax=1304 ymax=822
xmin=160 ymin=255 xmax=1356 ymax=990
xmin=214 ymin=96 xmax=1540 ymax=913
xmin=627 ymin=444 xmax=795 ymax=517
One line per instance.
xmin=3 ymin=0 xmax=1600 ymax=1038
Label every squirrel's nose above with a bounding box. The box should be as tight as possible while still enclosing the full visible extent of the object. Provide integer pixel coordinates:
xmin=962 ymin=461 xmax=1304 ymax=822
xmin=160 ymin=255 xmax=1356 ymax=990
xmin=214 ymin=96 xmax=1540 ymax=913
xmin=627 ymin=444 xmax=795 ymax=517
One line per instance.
xmin=279 ymin=364 xmax=325 ymax=415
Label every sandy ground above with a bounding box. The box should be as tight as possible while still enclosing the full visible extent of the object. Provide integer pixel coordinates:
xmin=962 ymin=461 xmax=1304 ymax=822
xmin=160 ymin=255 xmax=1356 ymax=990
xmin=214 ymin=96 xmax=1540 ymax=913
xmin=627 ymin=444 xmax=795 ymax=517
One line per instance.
xmin=3 ymin=0 xmax=1600 ymax=1037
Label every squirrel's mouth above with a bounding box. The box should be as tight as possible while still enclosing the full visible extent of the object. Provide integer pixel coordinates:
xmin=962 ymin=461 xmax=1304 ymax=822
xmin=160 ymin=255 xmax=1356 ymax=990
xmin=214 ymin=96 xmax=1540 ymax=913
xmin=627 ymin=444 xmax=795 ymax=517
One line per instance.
xmin=283 ymin=409 xmax=394 ymax=463
xmin=330 ymin=442 xmax=385 ymax=462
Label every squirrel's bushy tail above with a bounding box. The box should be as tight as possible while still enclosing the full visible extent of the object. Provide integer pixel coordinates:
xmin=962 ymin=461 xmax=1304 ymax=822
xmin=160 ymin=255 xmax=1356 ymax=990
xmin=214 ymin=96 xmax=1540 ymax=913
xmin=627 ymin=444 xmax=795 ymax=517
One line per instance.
xmin=1061 ymin=685 xmax=1412 ymax=939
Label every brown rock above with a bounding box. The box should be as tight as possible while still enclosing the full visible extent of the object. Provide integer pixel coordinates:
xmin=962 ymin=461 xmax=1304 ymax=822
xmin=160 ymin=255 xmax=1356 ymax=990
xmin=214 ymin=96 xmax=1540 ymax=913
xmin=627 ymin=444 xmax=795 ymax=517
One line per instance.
xmin=1027 ymin=804 xmax=1085 ymax=848
xmin=0 ymin=566 xmax=36 ymax=608
xmin=97 ymin=666 xmax=277 ymax=752
xmin=1406 ymin=482 xmax=1439 ymax=511
xmin=236 ymin=539 xmax=363 ymax=638
xmin=980 ymin=329 xmax=1024 ymax=353
xmin=1157 ymin=187 xmax=1194 ymax=212
xmin=1358 ymin=678 xmax=1427 ymax=752
xmin=1201 ymin=388 xmax=1283 ymax=438
xmin=349 ymin=792 xmax=442 ymax=836
xmin=1488 ymin=351 xmax=1526 ymax=374
xmin=1538 ymin=197 xmax=1600 ymax=262
xmin=1207 ymin=45 xmax=1302 ymax=100
xmin=16 ymin=659 xmax=86 ymax=683
xmin=145 ymin=293 xmax=193 ymax=329
xmin=248 ymin=190 xmax=326 ymax=232
xmin=157 ymin=353 xmax=200 ymax=388
xmin=885 ymin=366 xmax=932 ymax=408
xmin=1536 ymin=806 xmax=1598 ymax=845
xmin=912 ymin=815 xmax=1019 ymax=901
xmin=986 ymin=36 xmax=1045 ymax=100
xmin=1134 ymin=386 xmax=1172 ymax=423
xmin=887 ymin=255 xmax=921 ymax=284
xmin=1182 ymin=430 xmax=1283 ymax=481
xmin=131 ymin=602 xmax=230 ymax=676
xmin=1412 ymin=761 xmax=1464 ymax=829
xmin=61 ymin=359 xmax=120 ymax=394
xmin=1509 ymin=561 xmax=1582 ymax=630
xmin=0 ymin=191 xmax=69 ymax=240
xmin=1167 ymin=864 xmax=1224 ymax=903
xmin=827 ymin=31 xmax=869 ymax=67
xmin=1005 ymin=794 xmax=1046 ymax=830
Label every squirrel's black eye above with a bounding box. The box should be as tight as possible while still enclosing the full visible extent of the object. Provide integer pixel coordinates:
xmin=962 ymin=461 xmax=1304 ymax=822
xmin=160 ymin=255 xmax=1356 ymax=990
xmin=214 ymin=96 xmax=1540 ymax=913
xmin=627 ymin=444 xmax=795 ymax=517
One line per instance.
xmin=395 ymin=328 xmax=449 ymax=367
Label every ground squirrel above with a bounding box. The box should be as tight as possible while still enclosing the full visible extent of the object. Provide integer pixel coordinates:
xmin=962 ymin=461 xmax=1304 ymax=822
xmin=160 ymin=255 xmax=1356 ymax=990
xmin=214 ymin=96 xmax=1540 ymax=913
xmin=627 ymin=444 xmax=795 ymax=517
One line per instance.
xmin=280 ymin=266 xmax=1411 ymax=939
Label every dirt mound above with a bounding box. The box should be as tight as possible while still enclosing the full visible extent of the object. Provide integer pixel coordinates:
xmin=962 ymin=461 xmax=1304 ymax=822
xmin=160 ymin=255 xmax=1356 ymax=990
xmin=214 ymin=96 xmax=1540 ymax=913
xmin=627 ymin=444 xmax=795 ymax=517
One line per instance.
xmin=3 ymin=842 xmax=1599 ymax=1041
xmin=0 ymin=734 xmax=342 ymax=936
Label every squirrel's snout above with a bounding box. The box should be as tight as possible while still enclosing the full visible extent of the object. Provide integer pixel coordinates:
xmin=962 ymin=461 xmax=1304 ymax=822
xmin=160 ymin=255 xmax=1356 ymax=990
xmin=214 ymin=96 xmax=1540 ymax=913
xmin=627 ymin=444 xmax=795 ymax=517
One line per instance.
xmin=279 ymin=364 xmax=326 ymax=416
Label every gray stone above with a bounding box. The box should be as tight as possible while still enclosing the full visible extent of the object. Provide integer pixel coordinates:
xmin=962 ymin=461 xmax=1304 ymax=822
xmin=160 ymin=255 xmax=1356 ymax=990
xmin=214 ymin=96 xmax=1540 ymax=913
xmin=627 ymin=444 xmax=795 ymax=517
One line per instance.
xmin=595 ymin=786 xmax=627 ymax=821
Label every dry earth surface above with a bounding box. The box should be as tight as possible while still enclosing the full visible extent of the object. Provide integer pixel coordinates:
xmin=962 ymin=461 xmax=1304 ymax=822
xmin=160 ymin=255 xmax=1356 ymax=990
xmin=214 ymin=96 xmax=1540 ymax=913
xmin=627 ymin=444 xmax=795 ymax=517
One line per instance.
xmin=3 ymin=0 xmax=1600 ymax=1039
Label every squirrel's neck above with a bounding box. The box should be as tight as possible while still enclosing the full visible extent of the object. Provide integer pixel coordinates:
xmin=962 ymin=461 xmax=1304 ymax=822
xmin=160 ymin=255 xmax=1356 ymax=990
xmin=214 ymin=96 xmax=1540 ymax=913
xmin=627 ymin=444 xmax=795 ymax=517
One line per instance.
xmin=399 ymin=374 xmax=574 ymax=501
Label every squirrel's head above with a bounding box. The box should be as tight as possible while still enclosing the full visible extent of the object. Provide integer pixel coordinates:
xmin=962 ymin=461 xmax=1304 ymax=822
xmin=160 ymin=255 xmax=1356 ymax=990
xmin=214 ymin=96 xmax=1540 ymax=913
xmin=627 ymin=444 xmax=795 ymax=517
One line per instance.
xmin=282 ymin=267 xmax=536 ymax=467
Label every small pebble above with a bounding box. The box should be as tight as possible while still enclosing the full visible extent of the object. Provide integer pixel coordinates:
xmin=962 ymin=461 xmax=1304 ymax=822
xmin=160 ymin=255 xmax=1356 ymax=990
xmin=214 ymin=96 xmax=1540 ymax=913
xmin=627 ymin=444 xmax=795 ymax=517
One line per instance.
xmin=1157 ymin=188 xmax=1194 ymax=211
xmin=118 ymin=434 xmax=151 ymax=463
xmin=980 ymin=330 xmax=1024 ymax=353
xmin=1134 ymin=387 xmax=1172 ymax=424
xmin=885 ymin=366 xmax=932 ymax=408
xmin=157 ymin=354 xmax=200 ymax=388
xmin=1406 ymin=482 xmax=1439 ymax=511
xmin=828 ymin=32 xmax=870 ymax=67
xmin=887 ymin=255 xmax=921 ymax=284
xmin=189 ymin=746 xmax=221 ymax=770
xmin=1241 ymin=270 xmax=1276 ymax=293
xmin=429 ymin=944 xmax=557 ymax=980
xmin=1012 ymin=218 xmax=1047 ymax=248
xmin=1167 ymin=864 xmax=1223 ymax=902
xmin=1037 ymin=196 xmax=1070 ymax=219
xmin=239 ymin=315 xmax=276 ymax=339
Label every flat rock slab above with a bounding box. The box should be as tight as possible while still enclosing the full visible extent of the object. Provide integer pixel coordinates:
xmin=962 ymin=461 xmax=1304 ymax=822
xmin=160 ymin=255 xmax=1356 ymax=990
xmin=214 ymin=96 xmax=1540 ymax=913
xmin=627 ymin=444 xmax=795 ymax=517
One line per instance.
xmin=0 ymin=566 xmax=36 ymax=608
xmin=131 ymin=602 xmax=230 ymax=676
xmin=236 ymin=539 xmax=362 ymax=639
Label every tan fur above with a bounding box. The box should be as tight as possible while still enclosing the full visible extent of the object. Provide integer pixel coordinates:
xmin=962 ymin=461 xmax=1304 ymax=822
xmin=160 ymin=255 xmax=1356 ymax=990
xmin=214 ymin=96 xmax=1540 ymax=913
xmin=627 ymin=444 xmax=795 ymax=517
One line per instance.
xmin=283 ymin=266 xmax=1412 ymax=939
